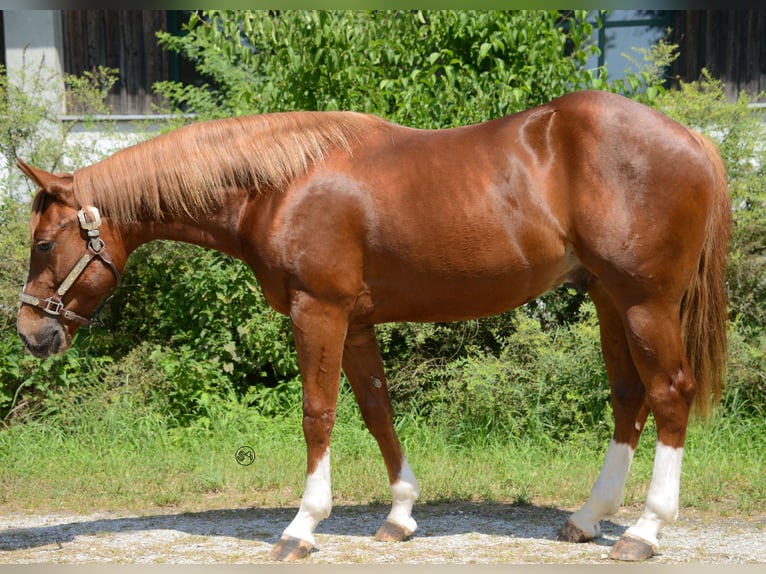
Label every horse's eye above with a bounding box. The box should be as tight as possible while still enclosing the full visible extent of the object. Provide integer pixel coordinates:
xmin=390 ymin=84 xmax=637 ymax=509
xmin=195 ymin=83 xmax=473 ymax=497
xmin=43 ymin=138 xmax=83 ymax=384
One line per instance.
xmin=34 ymin=241 xmax=53 ymax=254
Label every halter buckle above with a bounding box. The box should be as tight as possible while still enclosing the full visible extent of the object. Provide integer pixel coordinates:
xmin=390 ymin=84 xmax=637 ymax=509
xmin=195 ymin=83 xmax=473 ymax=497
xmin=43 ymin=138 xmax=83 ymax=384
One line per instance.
xmin=41 ymin=296 xmax=64 ymax=316
xmin=77 ymin=206 xmax=102 ymax=231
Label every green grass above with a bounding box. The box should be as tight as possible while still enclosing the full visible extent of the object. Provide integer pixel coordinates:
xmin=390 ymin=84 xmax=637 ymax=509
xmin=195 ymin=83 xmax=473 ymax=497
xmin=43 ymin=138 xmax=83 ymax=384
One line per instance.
xmin=682 ymin=414 xmax=766 ymax=514
xmin=1 ymin=387 xmax=763 ymax=517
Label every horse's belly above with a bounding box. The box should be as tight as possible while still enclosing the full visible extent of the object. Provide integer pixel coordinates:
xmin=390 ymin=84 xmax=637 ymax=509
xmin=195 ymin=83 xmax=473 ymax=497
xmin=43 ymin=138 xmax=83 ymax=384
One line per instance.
xmin=360 ymin=246 xmax=579 ymax=323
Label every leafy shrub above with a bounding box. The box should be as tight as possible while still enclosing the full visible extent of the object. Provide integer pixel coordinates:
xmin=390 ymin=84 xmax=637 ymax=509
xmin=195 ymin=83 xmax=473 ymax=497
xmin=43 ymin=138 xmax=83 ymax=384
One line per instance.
xmin=0 ymin=196 xmax=59 ymax=420
xmin=396 ymin=303 xmax=611 ymax=446
xmin=725 ymin=323 xmax=766 ymax=419
xmin=0 ymin=62 xmax=118 ymax=192
xmin=96 ymin=242 xmax=301 ymax=391
xmin=650 ymin=72 xmax=766 ymax=419
xmin=155 ymin=10 xmax=672 ymax=126
xmin=0 ymin=62 xmax=122 ymax=422
xmin=70 ymin=242 xmax=303 ymax=424
xmin=144 ymin=9 xmax=678 ymax=432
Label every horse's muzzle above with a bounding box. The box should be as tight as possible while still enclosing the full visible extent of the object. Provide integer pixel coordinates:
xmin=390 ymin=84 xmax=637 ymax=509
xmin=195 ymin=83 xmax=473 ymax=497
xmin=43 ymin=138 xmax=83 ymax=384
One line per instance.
xmin=17 ymin=315 xmax=70 ymax=359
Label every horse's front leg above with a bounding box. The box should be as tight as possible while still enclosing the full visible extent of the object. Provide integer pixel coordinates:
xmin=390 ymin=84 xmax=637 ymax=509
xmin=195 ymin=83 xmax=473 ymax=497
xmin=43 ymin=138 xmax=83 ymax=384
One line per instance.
xmin=343 ymin=324 xmax=419 ymax=542
xmin=270 ymin=294 xmax=348 ymax=561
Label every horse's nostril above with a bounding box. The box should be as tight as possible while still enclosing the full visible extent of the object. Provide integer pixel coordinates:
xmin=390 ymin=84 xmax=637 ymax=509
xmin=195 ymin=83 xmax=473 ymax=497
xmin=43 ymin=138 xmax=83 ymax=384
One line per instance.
xmin=48 ymin=328 xmax=63 ymax=354
xmin=21 ymin=338 xmax=52 ymax=359
xmin=18 ymin=331 xmax=31 ymax=349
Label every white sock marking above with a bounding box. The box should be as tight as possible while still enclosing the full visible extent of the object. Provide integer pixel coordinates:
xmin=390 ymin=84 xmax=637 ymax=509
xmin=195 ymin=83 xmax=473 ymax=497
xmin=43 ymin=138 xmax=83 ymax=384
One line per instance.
xmin=386 ymin=457 xmax=419 ymax=534
xmin=625 ymin=443 xmax=684 ymax=551
xmin=281 ymin=449 xmax=332 ymax=544
xmin=569 ymin=440 xmax=635 ymax=538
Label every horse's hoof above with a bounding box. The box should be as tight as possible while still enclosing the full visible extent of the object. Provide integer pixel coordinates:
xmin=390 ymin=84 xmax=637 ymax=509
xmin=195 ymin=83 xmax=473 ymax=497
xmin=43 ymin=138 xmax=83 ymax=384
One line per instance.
xmin=374 ymin=520 xmax=414 ymax=542
xmin=608 ymin=534 xmax=657 ymax=561
xmin=556 ymin=519 xmax=594 ymax=543
xmin=270 ymin=536 xmax=315 ymax=561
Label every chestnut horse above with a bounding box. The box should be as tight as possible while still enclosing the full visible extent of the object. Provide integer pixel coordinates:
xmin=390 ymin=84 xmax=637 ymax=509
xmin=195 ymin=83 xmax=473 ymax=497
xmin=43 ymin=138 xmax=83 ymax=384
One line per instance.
xmin=16 ymin=90 xmax=730 ymax=561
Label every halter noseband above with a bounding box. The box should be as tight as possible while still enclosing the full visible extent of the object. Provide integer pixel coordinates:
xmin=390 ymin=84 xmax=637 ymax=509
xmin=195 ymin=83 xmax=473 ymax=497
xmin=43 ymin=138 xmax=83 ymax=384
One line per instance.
xmin=19 ymin=206 xmax=122 ymax=327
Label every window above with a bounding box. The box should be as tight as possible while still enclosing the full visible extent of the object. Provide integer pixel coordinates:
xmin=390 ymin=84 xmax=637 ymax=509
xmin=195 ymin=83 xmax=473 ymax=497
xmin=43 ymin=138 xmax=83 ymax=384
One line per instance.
xmin=590 ymin=10 xmax=674 ymax=84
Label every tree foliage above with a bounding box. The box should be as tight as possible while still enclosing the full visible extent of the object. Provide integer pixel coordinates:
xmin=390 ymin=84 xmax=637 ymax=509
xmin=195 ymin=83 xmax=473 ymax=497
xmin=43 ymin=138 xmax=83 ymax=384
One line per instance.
xmin=155 ymin=10 xmax=669 ymax=126
xmin=0 ymin=62 xmax=118 ymax=196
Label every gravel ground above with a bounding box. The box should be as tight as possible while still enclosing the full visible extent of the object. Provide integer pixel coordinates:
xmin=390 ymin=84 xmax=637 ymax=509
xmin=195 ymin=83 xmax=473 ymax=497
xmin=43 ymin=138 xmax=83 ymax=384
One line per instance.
xmin=1 ymin=502 xmax=764 ymax=564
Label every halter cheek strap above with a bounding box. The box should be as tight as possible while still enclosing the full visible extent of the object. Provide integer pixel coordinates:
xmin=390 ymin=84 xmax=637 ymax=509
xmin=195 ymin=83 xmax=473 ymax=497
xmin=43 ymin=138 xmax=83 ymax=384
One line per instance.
xmin=19 ymin=206 xmax=122 ymax=327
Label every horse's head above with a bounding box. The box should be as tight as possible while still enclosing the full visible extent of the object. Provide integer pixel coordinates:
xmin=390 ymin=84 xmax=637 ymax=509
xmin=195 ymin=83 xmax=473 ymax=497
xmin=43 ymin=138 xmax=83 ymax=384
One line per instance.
xmin=16 ymin=159 xmax=123 ymax=358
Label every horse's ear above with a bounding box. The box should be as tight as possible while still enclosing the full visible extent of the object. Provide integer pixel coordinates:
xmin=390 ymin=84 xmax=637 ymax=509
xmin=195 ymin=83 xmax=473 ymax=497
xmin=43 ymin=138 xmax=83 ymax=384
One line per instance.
xmin=16 ymin=158 xmax=74 ymax=202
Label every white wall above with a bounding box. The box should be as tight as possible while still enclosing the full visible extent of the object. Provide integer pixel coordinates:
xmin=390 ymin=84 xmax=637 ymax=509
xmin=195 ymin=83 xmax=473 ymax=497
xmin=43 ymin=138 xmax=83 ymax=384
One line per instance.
xmin=3 ymin=10 xmax=65 ymax=114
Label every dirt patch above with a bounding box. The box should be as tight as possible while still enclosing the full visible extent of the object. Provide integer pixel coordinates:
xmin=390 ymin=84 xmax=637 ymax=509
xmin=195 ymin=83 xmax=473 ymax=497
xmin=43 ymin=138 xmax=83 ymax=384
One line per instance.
xmin=1 ymin=503 xmax=764 ymax=564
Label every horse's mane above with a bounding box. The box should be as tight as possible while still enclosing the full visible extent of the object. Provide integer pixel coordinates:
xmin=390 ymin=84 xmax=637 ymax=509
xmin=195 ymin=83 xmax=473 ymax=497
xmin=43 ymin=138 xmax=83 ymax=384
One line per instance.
xmin=73 ymin=111 xmax=386 ymax=223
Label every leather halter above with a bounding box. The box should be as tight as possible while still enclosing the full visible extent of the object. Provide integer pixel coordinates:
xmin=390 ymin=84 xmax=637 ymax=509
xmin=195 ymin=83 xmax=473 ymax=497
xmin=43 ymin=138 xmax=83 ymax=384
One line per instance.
xmin=19 ymin=206 xmax=122 ymax=327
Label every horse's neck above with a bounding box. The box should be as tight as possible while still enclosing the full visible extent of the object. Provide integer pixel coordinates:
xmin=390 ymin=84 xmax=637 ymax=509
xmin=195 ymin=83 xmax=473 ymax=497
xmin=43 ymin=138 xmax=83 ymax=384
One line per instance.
xmin=118 ymin=194 xmax=248 ymax=260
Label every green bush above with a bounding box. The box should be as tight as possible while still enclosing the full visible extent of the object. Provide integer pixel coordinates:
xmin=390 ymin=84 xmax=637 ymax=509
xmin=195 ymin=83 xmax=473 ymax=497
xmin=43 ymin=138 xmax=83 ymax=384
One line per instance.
xmin=0 ymin=62 xmax=118 ymax=190
xmin=105 ymin=244 xmax=298 ymax=385
xmin=0 ymin=61 xmax=120 ymax=422
xmin=0 ymin=196 xmax=58 ymax=419
xmin=143 ymin=9 xmax=676 ymax=431
xmin=394 ymin=303 xmax=610 ymax=446
xmin=725 ymin=323 xmax=766 ymax=419
xmin=51 ymin=241 xmax=301 ymax=425
xmin=155 ymin=10 xmax=672 ymax=126
xmin=652 ymin=72 xmax=766 ymax=419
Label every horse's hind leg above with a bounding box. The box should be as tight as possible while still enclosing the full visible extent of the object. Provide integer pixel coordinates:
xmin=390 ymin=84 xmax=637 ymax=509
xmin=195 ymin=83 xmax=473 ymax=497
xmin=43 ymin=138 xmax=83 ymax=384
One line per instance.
xmin=607 ymin=297 xmax=696 ymax=561
xmin=558 ymin=280 xmax=650 ymax=544
xmin=342 ymin=324 xmax=420 ymax=542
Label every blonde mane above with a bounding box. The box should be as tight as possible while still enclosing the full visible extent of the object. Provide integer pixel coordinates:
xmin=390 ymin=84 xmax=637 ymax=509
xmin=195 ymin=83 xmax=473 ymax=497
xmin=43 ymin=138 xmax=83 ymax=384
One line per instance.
xmin=73 ymin=111 xmax=386 ymax=223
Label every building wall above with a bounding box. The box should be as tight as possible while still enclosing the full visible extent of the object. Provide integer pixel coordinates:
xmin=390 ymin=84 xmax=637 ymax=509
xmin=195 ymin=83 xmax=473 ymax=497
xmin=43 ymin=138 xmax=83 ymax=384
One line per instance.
xmin=62 ymin=10 xmax=173 ymax=114
xmin=2 ymin=11 xmax=65 ymax=114
xmin=671 ymin=10 xmax=766 ymax=101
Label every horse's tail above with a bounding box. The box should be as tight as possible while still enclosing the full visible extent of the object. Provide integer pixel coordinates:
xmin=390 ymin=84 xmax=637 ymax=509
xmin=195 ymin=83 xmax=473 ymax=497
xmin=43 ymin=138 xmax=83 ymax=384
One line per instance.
xmin=681 ymin=130 xmax=732 ymax=418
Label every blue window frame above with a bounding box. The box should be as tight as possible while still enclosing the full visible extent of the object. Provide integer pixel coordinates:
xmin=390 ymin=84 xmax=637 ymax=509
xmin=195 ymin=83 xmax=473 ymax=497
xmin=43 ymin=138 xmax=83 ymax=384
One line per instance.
xmin=591 ymin=10 xmax=674 ymax=83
